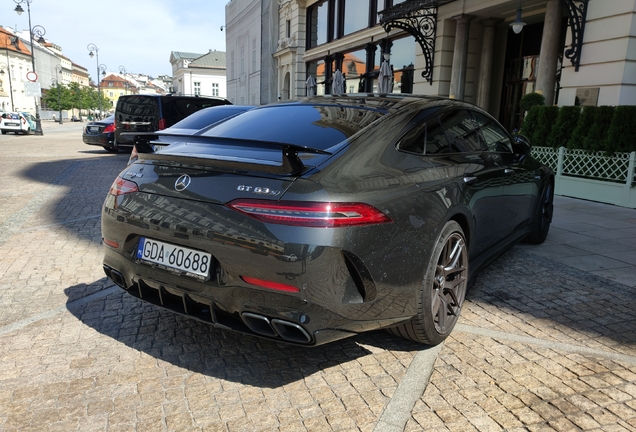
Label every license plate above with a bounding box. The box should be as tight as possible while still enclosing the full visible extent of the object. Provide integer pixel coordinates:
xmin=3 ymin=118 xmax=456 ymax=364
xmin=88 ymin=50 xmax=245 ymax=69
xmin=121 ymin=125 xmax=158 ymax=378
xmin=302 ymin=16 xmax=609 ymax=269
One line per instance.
xmin=5 ymin=122 xmax=18 ymax=126
xmin=89 ymin=126 xmax=99 ymax=133
xmin=136 ymin=237 xmax=212 ymax=279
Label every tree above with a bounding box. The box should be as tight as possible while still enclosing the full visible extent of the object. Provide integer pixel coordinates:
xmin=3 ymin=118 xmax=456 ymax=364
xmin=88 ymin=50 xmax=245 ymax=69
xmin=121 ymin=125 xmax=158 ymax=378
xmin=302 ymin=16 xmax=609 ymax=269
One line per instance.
xmin=42 ymin=83 xmax=73 ymax=112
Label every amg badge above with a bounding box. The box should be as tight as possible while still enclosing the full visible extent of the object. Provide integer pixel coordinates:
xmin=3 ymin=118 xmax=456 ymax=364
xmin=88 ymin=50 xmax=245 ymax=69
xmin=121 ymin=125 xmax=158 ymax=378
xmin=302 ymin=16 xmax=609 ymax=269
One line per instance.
xmin=237 ymin=185 xmax=280 ymax=196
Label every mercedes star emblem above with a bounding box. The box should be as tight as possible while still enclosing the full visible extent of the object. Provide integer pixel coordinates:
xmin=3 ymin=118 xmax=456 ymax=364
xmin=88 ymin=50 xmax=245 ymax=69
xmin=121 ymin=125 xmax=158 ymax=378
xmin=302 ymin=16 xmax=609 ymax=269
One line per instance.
xmin=174 ymin=174 xmax=192 ymax=192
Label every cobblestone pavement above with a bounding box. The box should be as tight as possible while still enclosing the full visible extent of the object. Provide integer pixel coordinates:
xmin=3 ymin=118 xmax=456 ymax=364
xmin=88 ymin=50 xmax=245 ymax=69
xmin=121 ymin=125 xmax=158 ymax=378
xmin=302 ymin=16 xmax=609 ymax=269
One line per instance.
xmin=0 ymin=123 xmax=634 ymax=432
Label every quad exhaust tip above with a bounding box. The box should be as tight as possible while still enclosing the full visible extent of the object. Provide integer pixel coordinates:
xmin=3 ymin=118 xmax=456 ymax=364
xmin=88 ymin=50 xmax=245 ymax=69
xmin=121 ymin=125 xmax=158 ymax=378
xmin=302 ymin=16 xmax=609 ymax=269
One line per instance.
xmin=242 ymin=312 xmax=311 ymax=344
xmin=103 ymin=265 xmax=127 ymax=289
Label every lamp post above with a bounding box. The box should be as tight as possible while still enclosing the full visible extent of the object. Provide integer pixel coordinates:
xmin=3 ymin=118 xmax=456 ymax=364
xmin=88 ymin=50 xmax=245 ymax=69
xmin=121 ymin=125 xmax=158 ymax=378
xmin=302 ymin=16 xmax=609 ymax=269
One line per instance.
xmin=14 ymin=0 xmax=44 ymax=135
xmin=0 ymin=62 xmax=15 ymax=112
xmin=118 ymin=65 xmax=127 ymax=95
xmin=53 ymin=64 xmax=62 ymax=124
xmin=87 ymin=43 xmax=107 ymax=118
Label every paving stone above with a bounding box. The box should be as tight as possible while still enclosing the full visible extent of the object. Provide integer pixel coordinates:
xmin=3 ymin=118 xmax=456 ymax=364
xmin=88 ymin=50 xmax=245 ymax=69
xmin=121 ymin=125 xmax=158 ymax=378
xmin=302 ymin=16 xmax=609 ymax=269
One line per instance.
xmin=1 ymin=127 xmax=636 ymax=431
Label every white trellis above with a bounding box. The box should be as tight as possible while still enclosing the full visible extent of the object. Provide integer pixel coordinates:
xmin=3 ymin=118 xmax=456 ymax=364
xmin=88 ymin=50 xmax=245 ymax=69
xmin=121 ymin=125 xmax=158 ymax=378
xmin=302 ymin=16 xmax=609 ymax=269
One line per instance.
xmin=531 ymin=147 xmax=636 ymax=209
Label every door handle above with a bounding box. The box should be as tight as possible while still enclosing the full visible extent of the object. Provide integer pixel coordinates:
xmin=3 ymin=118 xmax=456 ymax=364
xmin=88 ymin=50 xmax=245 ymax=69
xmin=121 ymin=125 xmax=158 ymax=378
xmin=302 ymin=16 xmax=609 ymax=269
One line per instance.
xmin=463 ymin=176 xmax=478 ymax=185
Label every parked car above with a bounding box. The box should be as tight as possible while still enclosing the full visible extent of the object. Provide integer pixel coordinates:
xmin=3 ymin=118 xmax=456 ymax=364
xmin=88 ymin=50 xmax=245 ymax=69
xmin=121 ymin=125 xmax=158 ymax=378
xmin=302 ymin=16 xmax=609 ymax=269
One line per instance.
xmin=126 ymin=105 xmax=254 ymax=164
xmin=114 ymin=94 xmax=232 ymax=150
xmin=82 ymin=115 xmax=116 ymax=152
xmin=102 ymin=94 xmax=554 ymax=347
xmin=1 ymin=112 xmax=33 ymax=135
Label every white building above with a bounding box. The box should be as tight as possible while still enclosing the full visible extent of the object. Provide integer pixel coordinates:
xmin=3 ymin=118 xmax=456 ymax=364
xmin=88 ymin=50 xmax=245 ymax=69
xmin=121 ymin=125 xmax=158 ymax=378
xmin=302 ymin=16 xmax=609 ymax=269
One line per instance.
xmin=225 ymin=0 xmax=278 ymax=105
xmin=170 ymin=50 xmax=227 ymax=98
xmin=225 ymin=0 xmax=636 ymax=130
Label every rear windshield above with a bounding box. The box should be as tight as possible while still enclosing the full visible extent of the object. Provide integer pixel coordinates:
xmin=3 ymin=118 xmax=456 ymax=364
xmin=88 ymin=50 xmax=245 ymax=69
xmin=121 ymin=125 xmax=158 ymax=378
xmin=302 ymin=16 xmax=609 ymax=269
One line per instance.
xmin=170 ymin=106 xmax=251 ymax=131
xmin=117 ymin=97 xmax=159 ymax=121
xmin=202 ymin=105 xmax=386 ymax=150
xmin=116 ymin=96 xmax=228 ymax=126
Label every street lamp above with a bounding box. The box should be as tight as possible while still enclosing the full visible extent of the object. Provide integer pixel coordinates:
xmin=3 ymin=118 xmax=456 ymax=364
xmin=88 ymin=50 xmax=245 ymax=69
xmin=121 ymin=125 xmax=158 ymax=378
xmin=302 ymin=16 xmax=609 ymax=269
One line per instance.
xmin=0 ymin=62 xmax=15 ymax=112
xmin=87 ymin=43 xmax=107 ymax=118
xmin=14 ymin=0 xmax=44 ymax=135
xmin=53 ymin=64 xmax=63 ymax=124
xmin=118 ymin=65 xmax=127 ymax=95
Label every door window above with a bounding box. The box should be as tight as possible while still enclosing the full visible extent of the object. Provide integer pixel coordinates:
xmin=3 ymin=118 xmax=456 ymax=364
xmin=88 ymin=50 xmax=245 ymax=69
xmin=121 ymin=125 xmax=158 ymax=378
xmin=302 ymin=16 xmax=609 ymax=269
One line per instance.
xmin=439 ymin=110 xmax=486 ymax=153
xmin=471 ymin=112 xmax=513 ymax=153
xmin=396 ymin=117 xmax=450 ymax=155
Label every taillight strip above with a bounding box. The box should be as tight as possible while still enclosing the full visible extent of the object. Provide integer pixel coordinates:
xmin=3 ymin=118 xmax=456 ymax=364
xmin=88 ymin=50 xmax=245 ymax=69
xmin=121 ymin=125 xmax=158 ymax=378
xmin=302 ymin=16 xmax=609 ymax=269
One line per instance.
xmin=228 ymin=199 xmax=392 ymax=227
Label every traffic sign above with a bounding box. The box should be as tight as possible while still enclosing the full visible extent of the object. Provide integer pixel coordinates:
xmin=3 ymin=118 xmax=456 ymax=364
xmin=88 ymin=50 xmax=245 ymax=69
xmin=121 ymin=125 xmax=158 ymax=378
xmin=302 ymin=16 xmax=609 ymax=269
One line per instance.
xmin=26 ymin=71 xmax=38 ymax=82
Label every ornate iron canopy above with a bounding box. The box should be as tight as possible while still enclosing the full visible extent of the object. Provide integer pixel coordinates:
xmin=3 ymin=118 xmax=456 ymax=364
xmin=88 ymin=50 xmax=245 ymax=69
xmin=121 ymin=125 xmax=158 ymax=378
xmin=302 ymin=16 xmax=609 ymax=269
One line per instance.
xmin=562 ymin=0 xmax=589 ymax=72
xmin=379 ymin=0 xmax=456 ymax=85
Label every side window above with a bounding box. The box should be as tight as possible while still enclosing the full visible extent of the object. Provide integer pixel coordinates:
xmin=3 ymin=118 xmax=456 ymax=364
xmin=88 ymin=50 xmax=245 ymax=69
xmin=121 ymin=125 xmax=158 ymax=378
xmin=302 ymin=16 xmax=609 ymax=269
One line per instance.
xmin=471 ymin=111 xmax=513 ymax=153
xmin=439 ymin=110 xmax=486 ymax=153
xmin=396 ymin=117 xmax=450 ymax=155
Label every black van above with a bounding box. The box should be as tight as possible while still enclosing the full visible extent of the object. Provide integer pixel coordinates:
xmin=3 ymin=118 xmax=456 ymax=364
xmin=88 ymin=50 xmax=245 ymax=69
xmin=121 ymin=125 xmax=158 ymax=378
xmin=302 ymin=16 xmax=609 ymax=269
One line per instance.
xmin=114 ymin=94 xmax=231 ymax=149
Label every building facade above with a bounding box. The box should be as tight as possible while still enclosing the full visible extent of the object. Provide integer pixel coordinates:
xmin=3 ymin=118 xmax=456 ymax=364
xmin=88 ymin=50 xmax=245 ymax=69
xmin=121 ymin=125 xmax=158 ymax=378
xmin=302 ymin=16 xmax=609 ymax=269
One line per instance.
xmin=170 ymin=50 xmax=227 ymax=98
xmin=228 ymin=0 xmax=635 ymax=129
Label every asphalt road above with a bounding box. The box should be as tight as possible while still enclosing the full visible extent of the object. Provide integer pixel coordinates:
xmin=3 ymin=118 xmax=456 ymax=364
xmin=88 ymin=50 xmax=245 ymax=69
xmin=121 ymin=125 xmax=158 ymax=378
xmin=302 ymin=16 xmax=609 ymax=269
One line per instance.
xmin=0 ymin=121 xmax=634 ymax=431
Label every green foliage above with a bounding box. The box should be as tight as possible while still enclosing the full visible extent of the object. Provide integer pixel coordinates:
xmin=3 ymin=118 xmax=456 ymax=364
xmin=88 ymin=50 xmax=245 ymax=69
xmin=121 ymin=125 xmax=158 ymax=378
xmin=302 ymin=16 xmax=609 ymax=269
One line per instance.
xmin=583 ymin=106 xmax=615 ymax=151
xmin=568 ymin=106 xmax=597 ymax=149
xmin=547 ymin=106 xmax=581 ymax=149
xmin=519 ymin=92 xmax=545 ymax=113
xmin=42 ymin=83 xmax=74 ymax=111
xmin=606 ymin=106 xmax=636 ymax=153
xmin=520 ymin=105 xmax=540 ymax=143
xmin=530 ymin=106 xmax=560 ymax=147
xmin=43 ymin=83 xmax=113 ymax=117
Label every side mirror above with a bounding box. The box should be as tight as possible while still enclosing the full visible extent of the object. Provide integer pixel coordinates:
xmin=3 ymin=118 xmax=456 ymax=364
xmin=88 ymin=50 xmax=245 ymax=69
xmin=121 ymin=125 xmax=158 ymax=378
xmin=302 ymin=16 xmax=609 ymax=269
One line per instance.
xmin=512 ymin=133 xmax=532 ymax=159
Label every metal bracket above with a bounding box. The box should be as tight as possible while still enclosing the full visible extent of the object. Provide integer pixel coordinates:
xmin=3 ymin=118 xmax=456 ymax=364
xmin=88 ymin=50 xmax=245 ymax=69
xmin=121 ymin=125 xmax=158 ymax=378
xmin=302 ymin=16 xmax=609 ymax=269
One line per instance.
xmin=379 ymin=0 xmax=448 ymax=85
xmin=562 ymin=0 xmax=589 ymax=72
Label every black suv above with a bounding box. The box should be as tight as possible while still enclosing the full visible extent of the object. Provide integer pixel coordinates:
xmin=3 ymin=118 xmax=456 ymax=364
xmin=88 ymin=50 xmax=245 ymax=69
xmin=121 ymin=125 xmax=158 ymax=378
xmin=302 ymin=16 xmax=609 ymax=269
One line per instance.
xmin=114 ymin=94 xmax=231 ymax=149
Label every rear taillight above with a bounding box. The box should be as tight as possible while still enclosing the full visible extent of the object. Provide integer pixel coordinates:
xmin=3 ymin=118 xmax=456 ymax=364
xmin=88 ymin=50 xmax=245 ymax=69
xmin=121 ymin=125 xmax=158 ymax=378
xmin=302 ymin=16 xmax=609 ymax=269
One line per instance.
xmin=108 ymin=177 xmax=139 ymax=196
xmin=227 ymin=199 xmax=392 ymax=227
xmin=158 ymin=118 xmax=166 ymax=130
xmin=102 ymin=123 xmax=115 ymax=133
xmin=240 ymin=276 xmax=300 ymax=293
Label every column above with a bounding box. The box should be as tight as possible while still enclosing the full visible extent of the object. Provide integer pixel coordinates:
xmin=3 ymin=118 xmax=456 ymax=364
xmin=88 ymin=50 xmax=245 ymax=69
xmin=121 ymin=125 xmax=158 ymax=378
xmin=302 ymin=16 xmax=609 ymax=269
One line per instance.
xmin=535 ymin=0 xmax=563 ymax=105
xmin=476 ymin=18 xmax=502 ymax=110
xmin=324 ymin=55 xmax=334 ymax=94
xmin=449 ymin=15 xmax=474 ymax=100
xmin=364 ymin=43 xmax=377 ymax=93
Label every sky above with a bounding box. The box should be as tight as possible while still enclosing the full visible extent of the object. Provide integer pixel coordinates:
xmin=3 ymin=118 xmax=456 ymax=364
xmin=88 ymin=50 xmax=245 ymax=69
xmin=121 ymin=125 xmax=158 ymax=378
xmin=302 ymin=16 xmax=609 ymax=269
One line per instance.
xmin=1 ymin=0 xmax=228 ymax=79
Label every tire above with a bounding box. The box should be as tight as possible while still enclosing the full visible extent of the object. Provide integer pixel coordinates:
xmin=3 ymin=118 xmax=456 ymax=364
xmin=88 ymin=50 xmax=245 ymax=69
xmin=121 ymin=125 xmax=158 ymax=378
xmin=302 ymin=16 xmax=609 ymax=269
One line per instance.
xmin=525 ymin=181 xmax=554 ymax=244
xmin=388 ymin=220 xmax=468 ymax=345
xmin=103 ymin=146 xmax=118 ymax=153
xmin=1 ymin=130 xmax=6 ymax=135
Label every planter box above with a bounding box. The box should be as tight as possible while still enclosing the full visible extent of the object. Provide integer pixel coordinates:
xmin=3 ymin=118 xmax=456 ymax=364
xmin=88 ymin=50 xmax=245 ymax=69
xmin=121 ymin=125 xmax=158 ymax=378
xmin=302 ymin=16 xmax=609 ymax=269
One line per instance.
xmin=531 ymin=147 xmax=636 ymax=209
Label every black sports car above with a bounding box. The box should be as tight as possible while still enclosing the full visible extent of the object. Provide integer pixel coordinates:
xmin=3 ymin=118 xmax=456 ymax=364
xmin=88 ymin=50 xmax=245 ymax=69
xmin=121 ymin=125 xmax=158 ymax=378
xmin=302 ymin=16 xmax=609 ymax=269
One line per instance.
xmin=102 ymin=95 xmax=553 ymax=346
xmin=83 ymin=115 xmax=116 ymax=152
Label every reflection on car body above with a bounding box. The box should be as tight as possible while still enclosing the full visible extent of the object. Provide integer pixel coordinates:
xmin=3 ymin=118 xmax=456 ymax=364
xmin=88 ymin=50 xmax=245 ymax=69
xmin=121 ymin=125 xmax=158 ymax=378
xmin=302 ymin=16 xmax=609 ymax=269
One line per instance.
xmin=102 ymin=94 xmax=554 ymax=347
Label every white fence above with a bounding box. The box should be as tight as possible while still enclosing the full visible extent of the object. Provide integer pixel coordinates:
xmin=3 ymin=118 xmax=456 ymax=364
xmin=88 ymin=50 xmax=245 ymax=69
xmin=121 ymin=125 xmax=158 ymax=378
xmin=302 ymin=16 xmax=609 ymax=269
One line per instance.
xmin=532 ymin=147 xmax=636 ymax=209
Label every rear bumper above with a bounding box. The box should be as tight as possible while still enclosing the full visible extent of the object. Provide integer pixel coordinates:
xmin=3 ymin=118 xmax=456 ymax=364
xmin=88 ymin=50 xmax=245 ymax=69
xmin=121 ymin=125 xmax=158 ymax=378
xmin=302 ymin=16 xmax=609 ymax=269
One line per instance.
xmin=102 ymin=253 xmax=410 ymax=346
xmin=83 ymin=134 xmax=113 ymax=146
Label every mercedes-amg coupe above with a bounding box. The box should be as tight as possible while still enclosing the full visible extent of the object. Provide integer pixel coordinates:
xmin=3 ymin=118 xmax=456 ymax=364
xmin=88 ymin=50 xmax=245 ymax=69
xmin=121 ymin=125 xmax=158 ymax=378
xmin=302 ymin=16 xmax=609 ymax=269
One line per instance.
xmin=102 ymin=94 xmax=553 ymax=346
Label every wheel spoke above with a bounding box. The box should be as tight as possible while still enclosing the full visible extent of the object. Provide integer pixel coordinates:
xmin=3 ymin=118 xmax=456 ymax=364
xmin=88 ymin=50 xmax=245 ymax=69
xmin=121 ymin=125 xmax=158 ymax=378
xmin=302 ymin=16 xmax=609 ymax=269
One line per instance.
xmin=435 ymin=293 xmax=449 ymax=329
xmin=431 ymin=231 xmax=468 ymax=334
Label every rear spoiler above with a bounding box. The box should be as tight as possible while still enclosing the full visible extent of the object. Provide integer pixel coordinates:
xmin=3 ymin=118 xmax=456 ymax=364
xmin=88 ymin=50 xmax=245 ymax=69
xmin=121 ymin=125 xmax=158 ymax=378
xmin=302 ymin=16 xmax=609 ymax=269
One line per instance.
xmin=132 ymin=134 xmax=333 ymax=176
